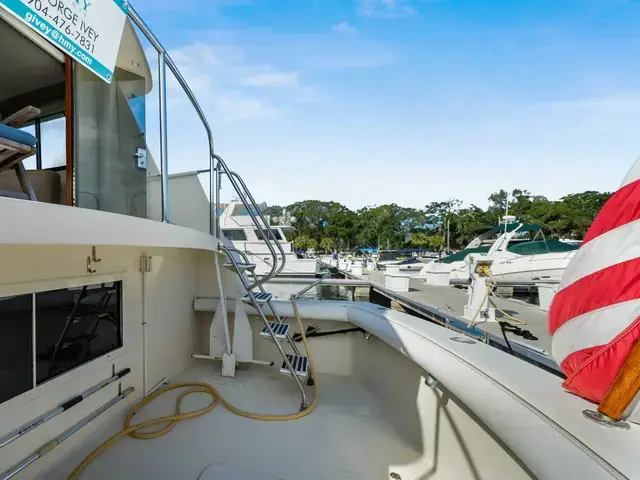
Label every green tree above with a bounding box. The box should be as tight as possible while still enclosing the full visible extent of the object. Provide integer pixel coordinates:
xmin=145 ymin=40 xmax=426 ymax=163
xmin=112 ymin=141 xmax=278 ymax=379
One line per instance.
xmin=267 ymin=187 xmax=610 ymax=255
xmin=319 ymin=237 xmax=335 ymax=252
xmin=286 ymin=200 xmax=356 ymax=248
xmin=262 ymin=205 xmax=283 ymax=219
xmin=354 ymin=204 xmax=409 ymax=249
xmin=294 ymin=235 xmax=310 ymax=250
xmin=426 ymin=235 xmax=444 ymax=251
xmin=410 ymin=232 xmax=429 ymax=248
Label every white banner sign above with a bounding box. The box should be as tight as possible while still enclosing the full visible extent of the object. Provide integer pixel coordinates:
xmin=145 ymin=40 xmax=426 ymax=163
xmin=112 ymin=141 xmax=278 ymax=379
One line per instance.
xmin=0 ymin=0 xmax=128 ymax=83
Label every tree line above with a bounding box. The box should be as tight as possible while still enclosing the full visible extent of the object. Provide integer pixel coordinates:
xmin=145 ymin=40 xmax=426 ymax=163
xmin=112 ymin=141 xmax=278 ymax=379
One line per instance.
xmin=263 ymin=189 xmax=611 ymax=252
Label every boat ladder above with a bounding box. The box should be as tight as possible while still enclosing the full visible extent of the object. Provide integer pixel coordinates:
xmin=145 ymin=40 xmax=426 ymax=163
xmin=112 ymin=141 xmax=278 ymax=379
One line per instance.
xmin=215 ymin=156 xmax=312 ymax=409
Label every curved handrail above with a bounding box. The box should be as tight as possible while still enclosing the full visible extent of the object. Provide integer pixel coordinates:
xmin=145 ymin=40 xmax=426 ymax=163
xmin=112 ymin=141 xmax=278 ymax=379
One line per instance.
xmin=228 ymin=170 xmax=287 ymax=277
xmin=129 ymin=8 xmax=282 ymax=286
xmin=127 ymin=7 xmax=216 ymax=236
xmin=214 ymin=155 xmax=279 ymax=287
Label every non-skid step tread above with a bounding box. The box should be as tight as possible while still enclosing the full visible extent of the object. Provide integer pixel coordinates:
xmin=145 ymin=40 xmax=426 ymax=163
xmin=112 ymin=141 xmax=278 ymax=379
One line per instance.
xmin=260 ymin=322 xmax=290 ymax=339
xmin=242 ymin=292 xmax=273 ymax=304
xmin=280 ymin=354 xmax=309 ymax=378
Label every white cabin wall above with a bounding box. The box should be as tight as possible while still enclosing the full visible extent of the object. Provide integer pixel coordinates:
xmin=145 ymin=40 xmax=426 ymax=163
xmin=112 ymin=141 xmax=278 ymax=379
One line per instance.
xmin=0 ymin=243 xmax=220 ymax=479
xmin=142 ymin=247 xmax=202 ymax=389
xmin=0 ymin=245 xmax=144 ymax=479
xmin=147 ymin=173 xmax=210 ymax=233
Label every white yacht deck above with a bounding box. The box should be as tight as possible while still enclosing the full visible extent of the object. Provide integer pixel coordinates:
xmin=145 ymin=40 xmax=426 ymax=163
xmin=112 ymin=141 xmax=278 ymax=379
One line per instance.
xmin=46 ymin=364 xmax=419 ymax=480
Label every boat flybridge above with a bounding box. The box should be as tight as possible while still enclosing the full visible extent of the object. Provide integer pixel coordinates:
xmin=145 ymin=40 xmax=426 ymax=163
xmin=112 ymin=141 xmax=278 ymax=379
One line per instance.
xmin=219 ymin=201 xmax=321 ymax=277
xmin=0 ymin=2 xmax=637 ymax=480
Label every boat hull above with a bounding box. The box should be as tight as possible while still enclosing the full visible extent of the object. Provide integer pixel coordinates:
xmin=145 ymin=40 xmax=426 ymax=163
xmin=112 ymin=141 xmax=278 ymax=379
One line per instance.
xmin=448 ymin=252 xmax=576 ymax=285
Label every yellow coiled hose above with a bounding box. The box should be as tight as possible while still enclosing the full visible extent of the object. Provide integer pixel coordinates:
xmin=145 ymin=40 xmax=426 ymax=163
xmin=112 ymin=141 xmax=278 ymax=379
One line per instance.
xmin=68 ymin=298 xmax=317 ymax=479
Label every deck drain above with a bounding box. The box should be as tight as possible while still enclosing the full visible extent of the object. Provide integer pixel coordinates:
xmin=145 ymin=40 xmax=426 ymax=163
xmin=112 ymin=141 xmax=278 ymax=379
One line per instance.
xmin=450 ymin=336 xmax=476 ymax=344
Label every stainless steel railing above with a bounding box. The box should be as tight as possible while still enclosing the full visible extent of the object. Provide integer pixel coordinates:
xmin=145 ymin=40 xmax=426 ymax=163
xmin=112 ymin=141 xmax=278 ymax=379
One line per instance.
xmin=128 ymin=7 xmax=286 ymax=285
xmin=127 ymin=6 xmax=216 ymax=236
xmin=228 ymin=169 xmax=287 ymax=279
xmin=293 ymin=273 xmax=331 ymax=300
xmin=214 ymin=159 xmax=287 ymax=286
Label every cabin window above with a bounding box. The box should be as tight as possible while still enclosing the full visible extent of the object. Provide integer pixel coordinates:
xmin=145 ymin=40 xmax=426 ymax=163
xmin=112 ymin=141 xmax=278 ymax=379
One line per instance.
xmin=0 ymin=294 xmax=33 ymax=404
xmin=0 ymin=17 xmax=67 ymax=204
xmin=255 ymin=229 xmax=283 ymax=241
xmin=0 ymin=282 xmax=122 ymax=405
xmin=39 ymin=114 xmax=66 ymax=169
xmin=222 ymin=229 xmax=248 ymax=241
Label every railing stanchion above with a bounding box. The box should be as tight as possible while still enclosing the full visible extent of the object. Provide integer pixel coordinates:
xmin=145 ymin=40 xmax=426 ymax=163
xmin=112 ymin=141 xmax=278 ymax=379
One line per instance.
xmin=158 ymin=52 xmax=169 ymax=223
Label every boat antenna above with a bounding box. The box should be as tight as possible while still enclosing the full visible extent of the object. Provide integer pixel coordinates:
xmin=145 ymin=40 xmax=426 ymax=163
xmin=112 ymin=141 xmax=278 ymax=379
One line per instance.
xmin=504 ymin=191 xmax=509 ymax=235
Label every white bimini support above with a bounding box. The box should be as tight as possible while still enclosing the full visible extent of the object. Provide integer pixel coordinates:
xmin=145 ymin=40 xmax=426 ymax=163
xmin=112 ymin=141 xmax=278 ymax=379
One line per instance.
xmin=463 ymin=254 xmax=496 ymax=323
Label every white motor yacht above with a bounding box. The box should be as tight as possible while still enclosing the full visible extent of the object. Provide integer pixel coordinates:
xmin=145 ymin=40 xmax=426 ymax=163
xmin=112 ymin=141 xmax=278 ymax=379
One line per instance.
xmin=0 ymin=3 xmax=635 ymax=480
xmin=220 ymin=201 xmax=321 ymax=277
xmin=422 ymin=220 xmax=577 ymax=286
xmin=448 ymin=223 xmax=577 ymax=285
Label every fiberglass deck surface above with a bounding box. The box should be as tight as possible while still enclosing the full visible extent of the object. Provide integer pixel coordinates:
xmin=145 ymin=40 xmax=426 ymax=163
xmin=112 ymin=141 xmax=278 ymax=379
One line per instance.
xmin=347 ymin=269 xmax=553 ymax=356
xmin=53 ymin=364 xmax=418 ymax=480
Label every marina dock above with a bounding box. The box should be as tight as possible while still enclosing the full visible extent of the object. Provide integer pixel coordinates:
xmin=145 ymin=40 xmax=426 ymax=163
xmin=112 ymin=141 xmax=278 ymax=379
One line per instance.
xmin=339 ymin=268 xmax=560 ymax=374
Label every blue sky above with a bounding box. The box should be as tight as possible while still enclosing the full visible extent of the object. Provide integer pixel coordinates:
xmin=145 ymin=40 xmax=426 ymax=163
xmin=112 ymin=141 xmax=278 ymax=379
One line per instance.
xmin=133 ymin=0 xmax=640 ymax=209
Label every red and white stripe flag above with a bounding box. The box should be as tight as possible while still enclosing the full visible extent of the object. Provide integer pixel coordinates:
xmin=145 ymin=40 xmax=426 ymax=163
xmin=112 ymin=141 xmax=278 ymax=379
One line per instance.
xmin=550 ymin=158 xmax=640 ymax=407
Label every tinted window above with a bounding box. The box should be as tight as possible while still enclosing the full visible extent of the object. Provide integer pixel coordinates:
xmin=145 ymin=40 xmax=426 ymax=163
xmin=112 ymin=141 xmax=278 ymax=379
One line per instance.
xmin=255 ymin=229 xmax=283 ymax=240
xmin=222 ymin=229 xmax=247 ymax=241
xmin=36 ymin=282 xmax=122 ymax=384
xmin=0 ymin=294 xmax=33 ymax=403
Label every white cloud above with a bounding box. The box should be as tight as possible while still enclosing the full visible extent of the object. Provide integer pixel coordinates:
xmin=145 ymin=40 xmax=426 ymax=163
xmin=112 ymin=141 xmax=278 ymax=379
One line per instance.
xmin=242 ymin=71 xmax=301 ymax=87
xmin=355 ymin=0 xmax=416 ymax=18
xmin=332 ymin=22 xmax=356 ymax=35
xmin=133 ymin=0 xmax=251 ymax=12
xmin=216 ymin=92 xmax=279 ymax=120
xmin=156 ymin=43 xmax=319 ymax=121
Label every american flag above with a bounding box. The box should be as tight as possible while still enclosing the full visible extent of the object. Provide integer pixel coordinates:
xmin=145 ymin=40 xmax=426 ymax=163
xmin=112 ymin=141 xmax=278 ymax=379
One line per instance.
xmin=549 ymin=159 xmax=640 ymax=405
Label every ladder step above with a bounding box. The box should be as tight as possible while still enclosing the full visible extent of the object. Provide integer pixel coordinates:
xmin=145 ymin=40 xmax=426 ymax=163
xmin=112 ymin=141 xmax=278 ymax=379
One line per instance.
xmin=260 ymin=322 xmax=290 ymax=340
xmin=224 ymin=262 xmax=257 ymax=271
xmin=242 ymin=292 xmax=273 ymax=305
xmin=280 ymin=354 xmax=309 ymax=378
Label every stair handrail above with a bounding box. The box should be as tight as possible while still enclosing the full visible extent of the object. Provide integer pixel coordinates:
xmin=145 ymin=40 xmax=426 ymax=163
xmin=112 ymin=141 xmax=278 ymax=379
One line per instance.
xmin=227 ymin=170 xmax=288 ymax=278
xmin=221 ymin=245 xmax=302 ymax=357
xmin=222 ymin=246 xmax=308 ymax=408
xmin=293 ymin=273 xmax=331 ymax=300
xmin=214 ymin=155 xmax=280 ymax=287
